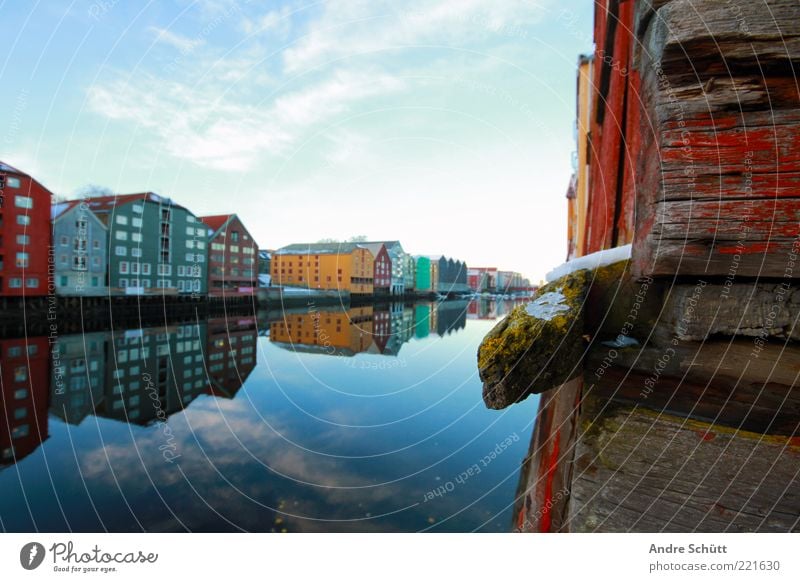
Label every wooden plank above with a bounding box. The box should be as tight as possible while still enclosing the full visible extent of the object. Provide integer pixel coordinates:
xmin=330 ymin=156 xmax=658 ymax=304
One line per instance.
xmin=568 ymin=390 xmax=800 ymax=532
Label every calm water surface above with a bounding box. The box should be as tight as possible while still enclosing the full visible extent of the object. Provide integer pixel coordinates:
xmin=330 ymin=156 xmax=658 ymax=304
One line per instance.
xmin=0 ymin=299 xmax=538 ymax=532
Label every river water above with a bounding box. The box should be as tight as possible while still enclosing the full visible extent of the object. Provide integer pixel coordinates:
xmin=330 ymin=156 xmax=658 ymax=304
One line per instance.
xmin=0 ymin=299 xmax=538 ymax=532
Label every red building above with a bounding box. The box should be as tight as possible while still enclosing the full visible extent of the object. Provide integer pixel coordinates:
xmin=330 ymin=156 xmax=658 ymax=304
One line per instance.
xmin=0 ymin=336 xmax=50 ymax=467
xmin=0 ymin=162 xmax=53 ymax=297
xmin=467 ymin=267 xmax=497 ymax=292
xmin=363 ymin=243 xmax=391 ymax=294
xmin=200 ymin=214 xmax=258 ymax=297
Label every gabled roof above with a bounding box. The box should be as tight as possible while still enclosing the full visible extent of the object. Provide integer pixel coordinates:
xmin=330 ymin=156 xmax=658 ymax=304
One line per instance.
xmin=360 ymin=242 xmax=386 ymax=257
xmin=0 ymin=161 xmax=26 ymax=176
xmin=83 ymin=192 xmax=188 ymax=213
xmin=52 ymin=200 xmax=83 ymax=220
xmin=275 ymin=242 xmax=368 ymax=256
xmin=199 ymin=214 xmax=233 ymax=234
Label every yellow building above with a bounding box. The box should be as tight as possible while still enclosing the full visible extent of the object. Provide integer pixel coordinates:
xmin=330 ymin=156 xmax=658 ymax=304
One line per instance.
xmin=572 ymin=54 xmax=594 ymax=259
xmin=271 ymin=243 xmax=374 ymax=295
xmin=270 ymin=307 xmax=374 ymax=355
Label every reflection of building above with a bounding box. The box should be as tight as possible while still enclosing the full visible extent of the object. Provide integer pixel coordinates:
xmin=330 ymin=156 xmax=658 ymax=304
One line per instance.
xmin=272 ymin=243 xmax=374 ymax=295
xmin=436 ymin=301 xmax=467 ymax=336
xmin=0 ymin=162 xmax=53 ymax=297
xmin=1 ymin=337 xmax=49 ymax=467
xmin=52 ymin=201 xmax=109 ymax=296
xmin=85 ymin=192 xmax=208 ymax=296
xmin=370 ymin=305 xmax=392 ymax=353
xmin=206 ymin=316 xmax=257 ymax=398
xmin=382 ymin=304 xmax=414 ymax=355
xmin=270 ymin=307 xmax=374 ymax=356
xmin=200 ymin=214 xmax=258 ymax=297
xmin=50 ymin=332 xmax=107 ymax=425
xmin=97 ymin=323 xmax=208 ymax=424
xmin=414 ymin=304 xmax=431 ymax=339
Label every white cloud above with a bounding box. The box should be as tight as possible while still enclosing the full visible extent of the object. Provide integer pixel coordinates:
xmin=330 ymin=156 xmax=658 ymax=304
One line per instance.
xmin=87 ymin=67 xmax=402 ymax=171
xmin=149 ymin=26 xmax=205 ymax=53
xmin=283 ymin=0 xmax=551 ymax=72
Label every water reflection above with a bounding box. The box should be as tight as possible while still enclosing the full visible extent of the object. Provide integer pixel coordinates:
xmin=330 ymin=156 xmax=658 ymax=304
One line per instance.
xmin=0 ymin=299 xmax=532 ymax=532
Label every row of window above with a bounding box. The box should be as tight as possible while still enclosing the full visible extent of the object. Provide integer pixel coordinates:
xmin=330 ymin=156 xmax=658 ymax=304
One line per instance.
xmin=115 ymin=215 xmax=144 ymax=227
xmin=7 ymin=277 xmax=39 ymax=288
xmin=118 ymin=278 xmax=202 ymax=291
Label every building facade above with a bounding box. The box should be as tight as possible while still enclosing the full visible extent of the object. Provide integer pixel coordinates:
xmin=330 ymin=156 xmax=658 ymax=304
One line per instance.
xmin=271 ymin=243 xmax=374 ymax=295
xmin=362 ymin=243 xmax=391 ymax=294
xmin=0 ymin=162 xmax=52 ymax=297
xmin=200 ymin=214 xmax=258 ymax=297
xmin=371 ymin=241 xmax=406 ymax=296
xmin=86 ymin=193 xmax=207 ymax=295
xmin=52 ymin=201 xmax=108 ymax=296
xmin=414 ymin=256 xmax=432 ymax=292
xmin=468 ymin=267 xmax=497 ymax=292
xmin=403 ymin=254 xmax=416 ymax=293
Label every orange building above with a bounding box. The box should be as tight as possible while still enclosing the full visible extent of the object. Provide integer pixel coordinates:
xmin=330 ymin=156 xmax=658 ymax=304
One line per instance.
xmin=270 ymin=306 xmax=375 ymax=356
xmin=271 ymin=243 xmax=374 ymax=295
xmin=568 ymin=54 xmax=594 ymax=260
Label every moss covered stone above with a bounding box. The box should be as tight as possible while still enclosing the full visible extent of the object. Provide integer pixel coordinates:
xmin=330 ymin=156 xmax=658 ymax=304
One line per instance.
xmin=478 ymin=269 xmax=589 ymax=409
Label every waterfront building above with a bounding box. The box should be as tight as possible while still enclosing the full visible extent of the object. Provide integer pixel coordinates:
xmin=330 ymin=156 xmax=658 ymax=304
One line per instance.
xmin=200 ymin=214 xmax=258 ymax=297
xmin=414 ymin=256 xmax=432 ymax=292
xmin=52 ymin=201 xmax=108 ymax=296
xmin=468 ymin=267 xmax=497 ymax=292
xmin=435 ymin=256 xmax=469 ymax=294
xmin=85 ymin=192 xmax=208 ymax=296
xmin=368 ymin=241 xmax=406 ymax=296
xmin=272 ymin=243 xmax=374 ymax=295
xmin=361 ymin=242 xmax=391 ymax=295
xmin=403 ymin=254 xmax=416 ymax=293
xmin=0 ymin=162 xmax=52 ymax=297
xmin=258 ymin=250 xmax=272 ymax=287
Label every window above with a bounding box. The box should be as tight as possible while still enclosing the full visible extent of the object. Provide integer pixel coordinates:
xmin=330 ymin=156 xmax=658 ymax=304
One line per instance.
xmin=93 ymin=239 xmax=100 ymax=249
xmin=197 ymin=254 xmax=205 ymax=263
xmin=92 ymin=257 xmax=100 ymax=267
xmin=7 ymin=177 xmax=20 ymax=188
xmin=142 ymin=264 xmax=151 ymax=275
xmin=231 ymin=231 xmax=240 ymax=242
xmin=115 ymin=246 xmax=127 ymax=256
xmin=211 ymin=243 xmax=224 ymax=251
xmin=193 ymin=279 xmax=201 ymax=292
xmin=16 ymin=215 xmax=30 ymax=226
xmin=73 ymin=256 xmax=87 ymax=270
xmin=115 ymin=230 xmax=128 ymax=240
xmin=230 ymin=245 xmax=239 ymax=253
xmin=120 ymin=262 xmax=129 ymax=274
xmin=15 ymin=252 xmax=29 ymax=267
xmin=12 ymin=425 xmax=29 ymax=439
xmin=185 ymin=253 xmax=194 ymax=262
xmin=26 ymin=278 xmax=39 ymax=288
xmin=16 ymin=234 xmax=30 ymax=245
xmin=158 ymin=264 xmax=171 ymax=276
xmin=14 ymin=388 xmax=27 ymax=400
xmin=177 ymin=266 xmax=185 ymax=276
xmin=116 ymin=215 xmax=128 ymax=225
xmin=186 ymin=227 xmax=194 ymax=236
xmin=187 ymin=215 xmax=195 ymax=223
xmin=131 ymin=262 xmax=140 ymax=275
xmin=132 ymin=232 xmax=142 ymax=242
xmin=60 ymin=275 xmax=68 ymax=286
xmin=119 ymin=279 xmax=128 ymax=287
xmin=186 ymin=240 xmax=195 ymax=249
xmin=60 ymin=235 xmax=68 ymax=246
xmin=196 ymin=227 xmax=205 ymax=236
xmin=178 ymin=280 xmax=185 ymax=292
xmin=132 ymin=204 xmax=143 ymax=214
xmin=132 ymin=217 xmax=142 ymax=228
xmin=132 ymin=247 xmax=142 ymax=258
xmin=14 ymin=366 xmax=27 ymax=382
xmin=14 ymin=195 xmax=33 ymax=209
xmin=9 ymin=278 xmax=22 ymax=288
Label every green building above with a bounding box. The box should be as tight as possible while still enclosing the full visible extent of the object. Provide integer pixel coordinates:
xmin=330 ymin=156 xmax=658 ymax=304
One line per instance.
xmin=85 ymin=192 xmax=208 ymax=295
xmin=414 ymin=256 xmax=432 ymax=292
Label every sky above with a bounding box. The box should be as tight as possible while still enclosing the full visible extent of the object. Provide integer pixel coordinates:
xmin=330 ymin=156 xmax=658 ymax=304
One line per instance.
xmin=0 ymin=0 xmax=593 ymax=283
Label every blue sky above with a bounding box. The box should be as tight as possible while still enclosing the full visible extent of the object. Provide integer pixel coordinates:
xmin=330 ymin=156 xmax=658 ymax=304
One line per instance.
xmin=0 ymin=0 xmax=593 ymax=282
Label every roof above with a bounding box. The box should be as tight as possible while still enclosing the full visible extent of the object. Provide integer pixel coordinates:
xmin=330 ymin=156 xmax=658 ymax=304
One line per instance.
xmin=199 ymin=214 xmax=233 ymax=234
xmin=0 ymin=161 xmax=26 ymax=176
xmin=51 ymin=200 xmax=83 ymax=220
xmin=360 ymin=242 xmax=386 ymax=257
xmin=83 ymin=192 xmax=188 ymax=213
xmin=275 ymin=242 xmax=368 ymax=256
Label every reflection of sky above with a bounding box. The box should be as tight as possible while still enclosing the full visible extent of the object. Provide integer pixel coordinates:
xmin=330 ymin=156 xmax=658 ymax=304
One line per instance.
xmin=0 ymin=313 xmax=538 ymax=532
